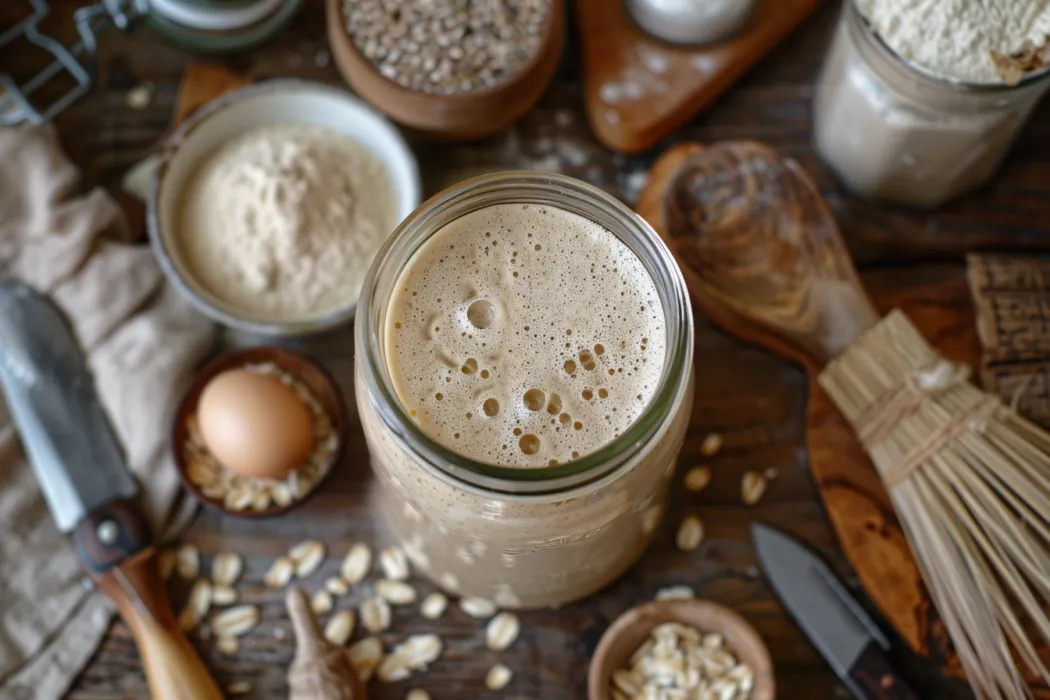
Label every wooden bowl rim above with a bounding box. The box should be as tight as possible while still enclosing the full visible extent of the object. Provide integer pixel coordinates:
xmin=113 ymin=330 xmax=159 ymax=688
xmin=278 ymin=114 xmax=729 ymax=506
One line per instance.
xmin=587 ymin=599 xmax=775 ymax=700
xmin=326 ymin=0 xmax=564 ymax=104
xmin=171 ymin=346 xmax=347 ymax=519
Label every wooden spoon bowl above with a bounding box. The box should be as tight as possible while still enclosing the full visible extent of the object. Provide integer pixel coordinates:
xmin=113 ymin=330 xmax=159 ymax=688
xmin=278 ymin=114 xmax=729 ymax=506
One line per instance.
xmin=638 ymin=141 xmax=878 ymax=369
xmin=588 ymin=599 xmax=774 ymax=700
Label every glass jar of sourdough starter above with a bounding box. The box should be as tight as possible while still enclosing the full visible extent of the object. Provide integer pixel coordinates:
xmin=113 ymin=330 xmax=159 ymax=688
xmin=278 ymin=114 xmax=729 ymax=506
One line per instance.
xmin=355 ymin=172 xmax=694 ymax=609
xmin=813 ymin=0 xmax=1050 ymax=207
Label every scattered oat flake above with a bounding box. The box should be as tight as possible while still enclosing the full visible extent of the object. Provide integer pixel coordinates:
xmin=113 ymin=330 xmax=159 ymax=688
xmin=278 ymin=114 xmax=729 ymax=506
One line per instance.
xmin=379 ymin=545 xmax=410 ymax=581
xmin=486 ymin=664 xmax=513 ymax=690
xmin=701 ymin=432 xmax=723 ymax=457
xmin=676 ymin=515 xmax=705 ymax=551
xmin=289 ymin=540 xmax=326 ymax=578
xmin=341 ymin=542 xmax=372 ymax=584
xmin=683 ymin=466 xmax=712 ymax=492
xmin=326 ymin=576 xmax=349 ymax=596
xmin=125 ymin=83 xmax=152 ymax=109
xmin=742 ymin=471 xmax=767 ymax=505
xmin=177 ymin=544 xmax=200 ymax=579
xmin=312 ymin=589 xmax=334 ymax=615
xmin=211 ymin=585 xmax=239 ymax=606
xmin=178 ymin=579 xmax=211 ymax=631
xmin=265 ymin=557 xmax=295 ymax=588
xmin=377 ymin=579 xmax=418 ymax=605
xmin=459 ymin=596 xmax=497 ymax=619
xmin=324 ymin=609 xmax=356 ymax=646
xmin=216 ymin=635 xmax=239 ymax=656
xmin=406 ymin=690 xmax=430 ymax=700
xmin=420 ymin=592 xmax=448 ymax=620
xmin=361 ymin=595 xmax=392 ymax=633
xmin=655 ymin=585 xmax=695 ymax=601
xmin=226 ymin=681 xmax=251 ymax=696
xmin=212 ymin=605 xmax=260 ymax=637
xmin=392 ymin=634 xmax=443 ymax=669
xmin=348 ymin=636 xmax=384 ymax=681
xmin=377 ymin=656 xmax=412 ymax=683
xmin=486 ymin=612 xmax=521 ymax=651
xmin=211 ymin=552 xmax=243 ymax=586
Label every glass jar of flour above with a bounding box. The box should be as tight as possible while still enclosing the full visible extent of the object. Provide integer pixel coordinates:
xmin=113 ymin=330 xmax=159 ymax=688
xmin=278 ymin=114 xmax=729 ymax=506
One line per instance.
xmin=355 ymin=173 xmax=695 ymax=609
xmin=813 ymin=0 xmax=1050 ymax=207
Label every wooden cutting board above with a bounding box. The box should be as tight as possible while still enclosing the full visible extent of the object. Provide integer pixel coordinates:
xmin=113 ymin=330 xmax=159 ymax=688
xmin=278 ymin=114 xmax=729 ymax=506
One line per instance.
xmin=635 ymin=143 xmax=981 ymax=680
xmin=577 ymin=0 xmax=823 ymax=154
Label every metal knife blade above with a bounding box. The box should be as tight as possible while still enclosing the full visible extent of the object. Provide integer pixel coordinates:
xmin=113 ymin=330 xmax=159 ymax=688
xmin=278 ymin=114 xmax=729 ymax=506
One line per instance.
xmin=0 ymin=282 xmax=137 ymax=532
xmin=752 ymin=523 xmax=920 ymax=700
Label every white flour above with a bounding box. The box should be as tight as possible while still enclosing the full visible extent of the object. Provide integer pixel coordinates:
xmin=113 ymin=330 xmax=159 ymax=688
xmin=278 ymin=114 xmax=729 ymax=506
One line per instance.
xmin=857 ymin=0 xmax=1050 ymax=83
xmin=179 ymin=124 xmax=395 ymax=321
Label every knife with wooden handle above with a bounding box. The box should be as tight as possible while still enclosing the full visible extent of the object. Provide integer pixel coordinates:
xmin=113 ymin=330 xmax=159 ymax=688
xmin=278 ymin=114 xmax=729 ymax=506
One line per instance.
xmin=0 ymin=282 xmax=222 ymax=700
xmin=752 ymin=524 xmax=920 ymax=700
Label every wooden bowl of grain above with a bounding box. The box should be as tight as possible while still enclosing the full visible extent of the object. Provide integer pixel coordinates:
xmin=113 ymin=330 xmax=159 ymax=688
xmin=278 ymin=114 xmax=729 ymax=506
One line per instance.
xmin=327 ymin=0 xmax=565 ymax=140
xmin=588 ymin=599 xmax=775 ymax=700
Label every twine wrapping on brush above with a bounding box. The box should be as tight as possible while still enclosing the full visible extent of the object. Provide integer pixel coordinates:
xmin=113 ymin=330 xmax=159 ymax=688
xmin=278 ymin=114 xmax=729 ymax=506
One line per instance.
xmin=819 ymin=309 xmax=1050 ymax=700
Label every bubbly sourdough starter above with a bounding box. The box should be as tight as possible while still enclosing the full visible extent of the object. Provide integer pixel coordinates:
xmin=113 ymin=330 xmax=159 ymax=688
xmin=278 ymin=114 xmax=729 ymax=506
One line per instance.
xmin=386 ymin=203 xmax=666 ymax=467
xmin=358 ymin=203 xmax=692 ymax=607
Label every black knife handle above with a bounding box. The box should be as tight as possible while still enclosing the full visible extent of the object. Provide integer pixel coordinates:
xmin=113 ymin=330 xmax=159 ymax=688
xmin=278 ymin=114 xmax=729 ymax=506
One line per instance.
xmin=848 ymin=641 xmax=920 ymax=700
xmin=72 ymin=498 xmax=151 ymax=573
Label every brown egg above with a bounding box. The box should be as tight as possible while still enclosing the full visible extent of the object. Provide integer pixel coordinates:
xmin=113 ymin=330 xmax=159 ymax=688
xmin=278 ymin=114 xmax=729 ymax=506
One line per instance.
xmin=197 ymin=368 xmax=314 ymax=480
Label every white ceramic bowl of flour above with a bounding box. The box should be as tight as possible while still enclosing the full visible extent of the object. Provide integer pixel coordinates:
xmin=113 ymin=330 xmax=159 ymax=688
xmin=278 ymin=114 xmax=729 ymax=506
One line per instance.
xmin=149 ymin=79 xmax=421 ymax=336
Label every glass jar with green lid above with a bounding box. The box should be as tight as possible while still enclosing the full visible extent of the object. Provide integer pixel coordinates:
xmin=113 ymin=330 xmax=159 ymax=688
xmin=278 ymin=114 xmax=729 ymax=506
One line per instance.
xmin=355 ymin=172 xmax=695 ymax=609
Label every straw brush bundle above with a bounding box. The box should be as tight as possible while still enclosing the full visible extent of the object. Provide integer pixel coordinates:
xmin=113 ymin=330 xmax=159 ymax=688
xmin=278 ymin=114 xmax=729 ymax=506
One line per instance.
xmin=820 ymin=309 xmax=1050 ymax=699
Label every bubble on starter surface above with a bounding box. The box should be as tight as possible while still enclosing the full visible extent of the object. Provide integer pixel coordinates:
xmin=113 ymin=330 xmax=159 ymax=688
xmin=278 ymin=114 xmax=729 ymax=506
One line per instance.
xmin=467 ymin=300 xmax=496 ymax=329
xmin=523 ymin=389 xmax=546 ymax=411
xmin=384 ymin=203 xmax=667 ymax=467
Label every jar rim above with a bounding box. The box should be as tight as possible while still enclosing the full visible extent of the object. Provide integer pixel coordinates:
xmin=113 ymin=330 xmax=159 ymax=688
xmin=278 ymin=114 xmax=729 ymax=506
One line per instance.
xmin=355 ymin=171 xmax=694 ymax=495
xmin=846 ymin=0 xmax=1050 ymax=92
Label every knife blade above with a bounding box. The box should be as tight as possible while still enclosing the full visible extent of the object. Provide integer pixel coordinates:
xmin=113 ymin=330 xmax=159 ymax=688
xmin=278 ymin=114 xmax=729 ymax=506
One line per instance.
xmin=752 ymin=523 xmax=920 ymax=700
xmin=0 ymin=282 xmax=222 ymax=700
xmin=0 ymin=282 xmax=137 ymax=533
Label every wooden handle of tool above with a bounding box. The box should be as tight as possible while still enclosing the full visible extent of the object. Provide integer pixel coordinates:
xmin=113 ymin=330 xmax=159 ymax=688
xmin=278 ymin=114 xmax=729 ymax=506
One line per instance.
xmin=847 ymin=642 xmax=920 ymax=700
xmin=74 ymin=500 xmax=223 ymax=700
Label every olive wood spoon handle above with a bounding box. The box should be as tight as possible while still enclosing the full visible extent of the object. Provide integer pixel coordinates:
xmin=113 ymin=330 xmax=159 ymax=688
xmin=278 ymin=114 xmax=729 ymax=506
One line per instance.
xmin=636 ymin=141 xmax=879 ymax=371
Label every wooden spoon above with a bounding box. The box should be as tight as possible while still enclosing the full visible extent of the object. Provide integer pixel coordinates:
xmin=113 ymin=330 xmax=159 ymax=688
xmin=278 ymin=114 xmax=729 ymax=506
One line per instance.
xmin=637 ymin=141 xmax=879 ymax=370
xmin=286 ymin=587 xmax=366 ymax=700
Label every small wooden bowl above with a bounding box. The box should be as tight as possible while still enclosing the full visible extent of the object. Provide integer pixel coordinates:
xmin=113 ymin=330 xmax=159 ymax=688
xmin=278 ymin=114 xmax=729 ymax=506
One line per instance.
xmin=172 ymin=346 xmax=347 ymax=518
xmin=326 ymin=0 xmax=565 ymax=140
xmin=588 ymin=599 xmax=775 ymax=700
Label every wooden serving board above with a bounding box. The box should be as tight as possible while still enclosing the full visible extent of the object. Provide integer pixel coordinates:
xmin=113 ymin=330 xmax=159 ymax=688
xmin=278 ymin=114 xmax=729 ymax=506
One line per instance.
xmin=635 ymin=143 xmax=979 ymax=680
xmin=577 ymin=0 xmax=823 ymax=154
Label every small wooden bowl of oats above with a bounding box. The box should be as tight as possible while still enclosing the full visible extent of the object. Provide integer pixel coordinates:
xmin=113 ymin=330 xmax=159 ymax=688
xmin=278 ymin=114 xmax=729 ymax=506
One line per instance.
xmin=173 ymin=346 xmax=346 ymax=518
xmin=588 ymin=599 xmax=774 ymax=700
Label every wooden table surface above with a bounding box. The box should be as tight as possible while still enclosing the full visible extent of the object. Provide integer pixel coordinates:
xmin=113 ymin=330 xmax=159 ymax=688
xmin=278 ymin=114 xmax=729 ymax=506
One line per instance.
xmin=7 ymin=1 xmax=1050 ymax=698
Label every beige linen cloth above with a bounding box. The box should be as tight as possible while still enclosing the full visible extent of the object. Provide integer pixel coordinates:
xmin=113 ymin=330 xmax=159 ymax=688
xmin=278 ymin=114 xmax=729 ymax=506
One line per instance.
xmin=0 ymin=123 xmax=214 ymax=699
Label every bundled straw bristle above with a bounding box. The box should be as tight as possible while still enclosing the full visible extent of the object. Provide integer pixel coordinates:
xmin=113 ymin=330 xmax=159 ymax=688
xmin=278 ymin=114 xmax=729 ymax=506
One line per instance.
xmin=819 ymin=309 xmax=1050 ymax=700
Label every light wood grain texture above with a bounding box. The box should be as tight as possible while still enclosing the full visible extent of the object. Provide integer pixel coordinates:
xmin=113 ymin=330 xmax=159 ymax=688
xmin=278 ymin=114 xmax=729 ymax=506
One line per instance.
xmin=577 ymin=0 xmax=823 ymax=154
